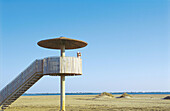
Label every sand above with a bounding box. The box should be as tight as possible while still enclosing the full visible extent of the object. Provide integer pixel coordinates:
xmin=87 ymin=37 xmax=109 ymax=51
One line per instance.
xmin=3 ymin=94 xmax=170 ymax=111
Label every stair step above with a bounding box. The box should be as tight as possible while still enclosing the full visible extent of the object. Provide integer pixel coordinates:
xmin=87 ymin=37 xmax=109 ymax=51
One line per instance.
xmin=13 ymin=94 xmax=21 ymax=96
xmin=16 ymin=91 xmax=25 ymax=94
xmin=5 ymin=100 xmax=13 ymax=103
xmin=10 ymin=97 xmax=18 ymax=100
xmin=35 ymin=76 xmax=41 ymax=79
xmin=25 ymin=83 xmax=33 ymax=85
xmin=23 ymin=86 xmax=32 ymax=88
xmin=2 ymin=105 xmax=8 ymax=107
xmin=3 ymin=103 xmax=11 ymax=105
xmin=1 ymin=107 xmax=6 ymax=109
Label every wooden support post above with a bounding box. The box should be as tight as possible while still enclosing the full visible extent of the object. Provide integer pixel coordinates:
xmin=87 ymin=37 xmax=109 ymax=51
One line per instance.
xmin=60 ymin=75 xmax=65 ymax=111
xmin=60 ymin=45 xmax=65 ymax=111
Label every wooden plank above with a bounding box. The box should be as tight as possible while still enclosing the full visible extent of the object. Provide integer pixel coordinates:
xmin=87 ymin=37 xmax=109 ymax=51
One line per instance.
xmin=60 ymin=57 xmax=82 ymax=74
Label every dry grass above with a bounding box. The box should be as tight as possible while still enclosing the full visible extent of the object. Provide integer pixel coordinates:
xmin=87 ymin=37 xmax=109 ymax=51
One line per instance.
xmin=3 ymin=94 xmax=170 ymax=111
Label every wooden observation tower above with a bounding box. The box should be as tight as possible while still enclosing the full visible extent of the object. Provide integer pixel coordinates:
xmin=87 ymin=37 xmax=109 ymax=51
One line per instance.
xmin=37 ymin=37 xmax=88 ymax=111
xmin=0 ymin=37 xmax=87 ymax=111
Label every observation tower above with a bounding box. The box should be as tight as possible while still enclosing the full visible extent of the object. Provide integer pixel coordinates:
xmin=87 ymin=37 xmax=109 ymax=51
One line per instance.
xmin=37 ymin=37 xmax=88 ymax=111
xmin=0 ymin=37 xmax=87 ymax=111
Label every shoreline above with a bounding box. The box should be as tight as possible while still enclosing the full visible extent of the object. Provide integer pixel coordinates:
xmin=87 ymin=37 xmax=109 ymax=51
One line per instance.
xmin=22 ymin=92 xmax=170 ymax=96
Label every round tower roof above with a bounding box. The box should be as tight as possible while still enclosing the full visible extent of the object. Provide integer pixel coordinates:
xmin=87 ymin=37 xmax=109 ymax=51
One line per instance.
xmin=37 ymin=37 xmax=88 ymax=49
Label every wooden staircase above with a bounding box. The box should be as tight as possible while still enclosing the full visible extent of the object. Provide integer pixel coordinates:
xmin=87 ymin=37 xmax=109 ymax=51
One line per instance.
xmin=1 ymin=75 xmax=43 ymax=110
xmin=0 ymin=60 xmax=43 ymax=110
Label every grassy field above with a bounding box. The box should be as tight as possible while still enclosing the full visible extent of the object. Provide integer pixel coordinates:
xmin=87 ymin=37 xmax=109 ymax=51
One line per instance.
xmin=4 ymin=94 xmax=170 ymax=111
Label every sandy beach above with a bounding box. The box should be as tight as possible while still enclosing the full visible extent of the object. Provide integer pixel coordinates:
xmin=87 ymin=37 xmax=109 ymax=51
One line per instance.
xmin=4 ymin=94 xmax=170 ymax=111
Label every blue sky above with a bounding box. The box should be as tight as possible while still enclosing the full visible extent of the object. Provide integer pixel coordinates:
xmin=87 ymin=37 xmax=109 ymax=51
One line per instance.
xmin=0 ymin=0 xmax=169 ymax=93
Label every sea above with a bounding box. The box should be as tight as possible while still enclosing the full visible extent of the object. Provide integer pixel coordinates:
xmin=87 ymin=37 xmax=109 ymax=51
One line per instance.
xmin=22 ymin=92 xmax=170 ymax=96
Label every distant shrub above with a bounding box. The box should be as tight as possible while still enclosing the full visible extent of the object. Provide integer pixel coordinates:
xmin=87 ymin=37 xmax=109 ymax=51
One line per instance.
xmin=97 ymin=92 xmax=114 ymax=97
xmin=120 ymin=92 xmax=132 ymax=98
xmin=163 ymin=96 xmax=170 ymax=100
